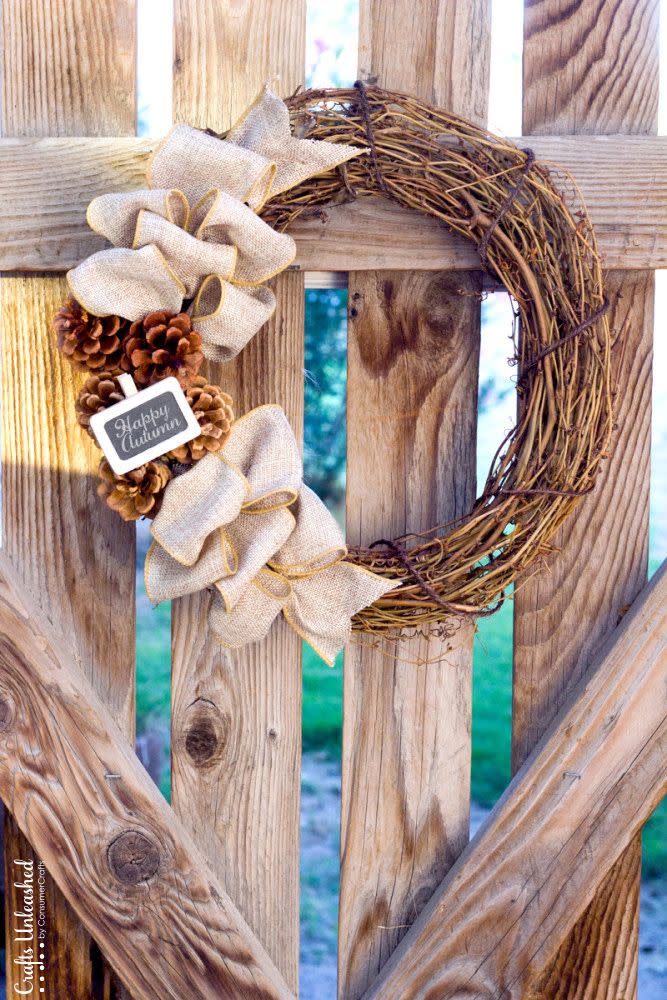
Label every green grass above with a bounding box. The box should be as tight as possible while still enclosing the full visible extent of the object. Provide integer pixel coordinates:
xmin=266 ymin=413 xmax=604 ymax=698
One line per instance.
xmin=136 ymin=595 xmax=171 ymax=800
xmin=300 ymin=604 xmax=514 ymax=806
xmin=300 ymin=599 xmax=666 ymax=879
xmin=471 ymin=604 xmax=513 ymax=807
xmin=136 ymin=593 xmax=665 ymax=879
xmin=136 ymin=597 xmax=171 ymax=723
xmin=303 ymin=645 xmax=343 ymax=752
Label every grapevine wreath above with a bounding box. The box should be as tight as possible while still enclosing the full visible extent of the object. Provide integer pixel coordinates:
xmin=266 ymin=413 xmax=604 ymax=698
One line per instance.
xmin=53 ymin=83 xmax=613 ymax=660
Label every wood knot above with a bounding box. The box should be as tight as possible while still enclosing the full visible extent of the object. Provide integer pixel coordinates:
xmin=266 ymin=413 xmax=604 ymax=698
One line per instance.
xmin=181 ymin=699 xmax=228 ymax=768
xmin=107 ymin=831 xmax=160 ymax=885
xmin=0 ymin=691 xmax=15 ymax=731
xmin=186 ymin=719 xmax=219 ymax=765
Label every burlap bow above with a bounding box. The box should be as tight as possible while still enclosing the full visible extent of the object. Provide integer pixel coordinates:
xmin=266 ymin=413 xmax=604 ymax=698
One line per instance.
xmin=144 ymin=406 xmax=397 ymax=664
xmin=68 ymin=88 xmax=364 ymax=361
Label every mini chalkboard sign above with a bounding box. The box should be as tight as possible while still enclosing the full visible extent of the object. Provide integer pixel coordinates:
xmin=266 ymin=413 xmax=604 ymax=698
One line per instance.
xmin=90 ymin=374 xmax=201 ymax=474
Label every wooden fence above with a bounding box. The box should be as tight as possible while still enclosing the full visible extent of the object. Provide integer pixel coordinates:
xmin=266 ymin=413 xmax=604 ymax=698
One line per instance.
xmin=0 ymin=1 xmax=665 ymax=999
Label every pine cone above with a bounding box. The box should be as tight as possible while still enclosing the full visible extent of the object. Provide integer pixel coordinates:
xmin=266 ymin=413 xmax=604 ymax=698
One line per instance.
xmin=54 ymin=298 xmax=127 ymax=372
xmin=167 ymin=376 xmax=234 ymax=463
xmin=75 ymin=372 xmax=124 ymax=437
xmin=122 ymin=311 xmax=204 ymax=387
xmin=97 ymin=459 xmax=171 ymax=521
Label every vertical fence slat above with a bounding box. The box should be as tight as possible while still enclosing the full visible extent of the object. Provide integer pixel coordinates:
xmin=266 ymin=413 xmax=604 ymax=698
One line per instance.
xmin=171 ymin=2 xmax=305 ymax=990
xmin=0 ymin=1 xmax=137 ymax=997
xmin=515 ymin=2 xmax=659 ymax=998
xmin=339 ymin=4 xmax=491 ymax=998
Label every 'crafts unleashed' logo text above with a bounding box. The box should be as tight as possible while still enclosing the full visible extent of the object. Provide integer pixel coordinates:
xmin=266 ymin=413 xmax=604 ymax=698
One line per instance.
xmin=11 ymin=859 xmax=47 ymax=995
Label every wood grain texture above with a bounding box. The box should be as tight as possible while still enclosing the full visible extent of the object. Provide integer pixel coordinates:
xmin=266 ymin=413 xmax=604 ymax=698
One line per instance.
xmin=515 ymin=2 xmax=658 ymax=997
xmin=339 ymin=4 xmax=489 ymax=997
xmin=0 ymin=552 xmax=294 ymax=1000
xmin=516 ymin=278 xmax=651 ymax=1000
xmin=523 ymin=0 xmax=659 ymax=136
xmin=1 ymin=3 xmax=137 ymax=996
xmin=525 ymin=845 xmax=641 ymax=1000
xmin=171 ymin=2 xmax=305 ymax=990
xmin=358 ymin=0 xmax=490 ymax=118
xmin=0 ymin=0 xmax=136 ymax=136
xmin=0 ymin=137 xmax=152 ymax=270
xmin=170 ymin=274 xmax=304 ymax=987
xmin=512 ymin=271 xmax=653 ymax=766
xmin=341 ymin=271 xmax=481 ymax=998
xmin=2 ymin=134 xmax=666 ymax=272
xmin=360 ymin=560 xmax=667 ymax=1000
xmin=173 ymin=0 xmax=305 ymax=137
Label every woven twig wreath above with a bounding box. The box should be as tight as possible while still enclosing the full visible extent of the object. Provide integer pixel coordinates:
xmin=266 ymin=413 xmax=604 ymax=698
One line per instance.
xmin=261 ymin=83 xmax=613 ymax=635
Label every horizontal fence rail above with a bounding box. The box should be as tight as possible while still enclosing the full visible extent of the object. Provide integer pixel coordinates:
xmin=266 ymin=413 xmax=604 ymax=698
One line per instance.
xmin=1 ymin=135 xmax=666 ymax=272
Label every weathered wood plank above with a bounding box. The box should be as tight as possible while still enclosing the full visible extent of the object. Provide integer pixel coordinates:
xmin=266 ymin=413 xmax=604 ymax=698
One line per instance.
xmin=171 ymin=1 xmax=305 ymax=990
xmin=0 ymin=0 xmax=137 ymax=136
xmin=338 ymin=3 xmax=489 ymax=997
xmin=523 ymin=0 xmax=659 ymax=136
xmin=341 ymin=272 xmax=480 ymax=998
xmin=517 ymin=276 xmax=651 ymax=1000
xmin=1 ymin=134 xmax=666 ymax=272
xmin=361 ymin=561 xmax=667 ymax=1000
xmin=0 ymin=2 xmax=137 ymax=996
xmin=512 ymin=271 xmax=653 ymax=763
xmin=514 ymin=2 xmax=659 ymax=997
xmin=0 ymin=551 xmax=294 ymax=1000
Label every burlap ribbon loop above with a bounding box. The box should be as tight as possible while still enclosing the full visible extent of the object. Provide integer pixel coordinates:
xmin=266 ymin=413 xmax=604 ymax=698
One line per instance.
xmin=151 ymin=88 xmax=363 ymax=210
xmin=145 ymin=405 xmax=397 ymax=663
xmin=68 ymin=88 xmax=384 ymax=659
xmin=68 ymin=87 xmax=364 ymax=362
xmin=189 ymin=275 xmax=276 ymax=363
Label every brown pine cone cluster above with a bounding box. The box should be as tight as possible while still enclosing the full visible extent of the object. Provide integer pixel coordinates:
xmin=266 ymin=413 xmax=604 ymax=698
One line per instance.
xmin=55 ymin=300 xmax=205 ymax=388
xmin=57 ymin=296 xmax=236 ymax=523
xmin=75 ymin=372 xmax=124 ymax=436
xmin=123 ymin=311 xmax=204 ymax=387
xmin=97 ymin=459 xmax=171 ymax=521
xmin=54 ymin=298 xmax=128 ymax=372
xmin=167 ymin=376 xmax=235 ymax=463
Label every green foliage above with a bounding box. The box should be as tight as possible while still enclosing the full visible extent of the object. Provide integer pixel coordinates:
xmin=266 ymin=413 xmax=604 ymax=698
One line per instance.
xmin=300 ymin=289 xmax=346 ymax=747
xmin=471 ymin=604 xmax=512 ymax=807
xmin=304 ymin=289 xmax=347 ymax=508
xmin=135 ymin=597 xmax=171 ymax=800
xmin=303 ymin=645 xmax=343 ymax=752
xmin=136 ymin=598 xmax=171 ymax=722
xmin=643 ymin=803 xmax=667 ymax=880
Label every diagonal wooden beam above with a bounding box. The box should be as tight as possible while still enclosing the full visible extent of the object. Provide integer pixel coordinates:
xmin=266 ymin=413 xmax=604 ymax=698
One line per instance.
xmin=0 ymin=135 xmax=666 ymax=271
xmin=360 ymin=561 xmax=667 ymax=1000
xmin=0 ymin=548 xmax=295 ymax=1000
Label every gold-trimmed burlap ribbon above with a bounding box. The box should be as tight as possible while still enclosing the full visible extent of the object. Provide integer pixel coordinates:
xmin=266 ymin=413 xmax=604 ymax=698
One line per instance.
xmin=68 ymin=88 xmax=384 ymax=658
xmin=145 ymin=406 xmax=397 ymax=664
xmin=68 ymin=87 xmax=364 ymax=361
